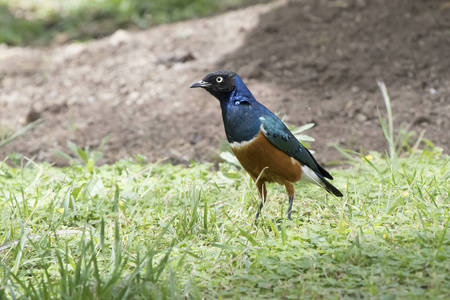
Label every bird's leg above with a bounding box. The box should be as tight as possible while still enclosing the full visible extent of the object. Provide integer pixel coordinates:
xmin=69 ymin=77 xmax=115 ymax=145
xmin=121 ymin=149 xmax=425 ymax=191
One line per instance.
xmin=288 ymin=195 xmax=294 ymax=220
xmin=255 ymin=199 xmax=264 ymax=223
xmin=285 ymin=182 xmax=295 ymax=220
xmin=255 ymin=181 xmax=266 ymax=226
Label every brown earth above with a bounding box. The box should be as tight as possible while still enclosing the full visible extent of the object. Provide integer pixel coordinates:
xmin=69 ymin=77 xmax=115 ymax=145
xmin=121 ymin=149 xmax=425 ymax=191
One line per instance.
xmin=1 ymin=0 xmax=449 ymax=167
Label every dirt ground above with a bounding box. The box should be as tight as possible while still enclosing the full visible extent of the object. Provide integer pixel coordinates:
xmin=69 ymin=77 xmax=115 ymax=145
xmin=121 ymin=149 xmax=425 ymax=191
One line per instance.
xmin=1 ymin=0 xmax=449 ymax=166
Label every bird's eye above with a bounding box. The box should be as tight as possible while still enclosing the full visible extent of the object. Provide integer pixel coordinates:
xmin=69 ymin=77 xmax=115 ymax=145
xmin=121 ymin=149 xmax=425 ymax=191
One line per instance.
xmin=216 ymin=76 xmax=223 ymax=83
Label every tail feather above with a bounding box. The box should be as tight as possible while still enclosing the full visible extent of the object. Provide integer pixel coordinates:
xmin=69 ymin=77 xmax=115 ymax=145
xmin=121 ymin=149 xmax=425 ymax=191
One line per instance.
xmin=317 ymin=163 xmax=333 ymax=180
xmin=320 ymin=176 xmax=343 ymax=197
xmin=300 ymin=165 xmax=343 ymax=197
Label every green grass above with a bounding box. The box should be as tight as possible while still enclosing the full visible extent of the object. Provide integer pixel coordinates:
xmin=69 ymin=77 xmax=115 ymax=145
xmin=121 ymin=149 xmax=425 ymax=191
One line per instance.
xmin=0 ymin=138 xmax=449 ymax=298
xmin=1 ymin=84 xmax=449 ymax=298
xmin=0 ymin=0 xmax=254 ymax=46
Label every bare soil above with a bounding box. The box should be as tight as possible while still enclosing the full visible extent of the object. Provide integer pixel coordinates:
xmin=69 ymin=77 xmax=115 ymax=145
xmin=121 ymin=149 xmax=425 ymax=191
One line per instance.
xmin=1 ymin=0 xmax=449 ymax=166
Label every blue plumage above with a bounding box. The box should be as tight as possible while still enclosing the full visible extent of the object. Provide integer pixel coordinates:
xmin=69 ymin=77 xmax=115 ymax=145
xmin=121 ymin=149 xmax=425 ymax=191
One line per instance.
xmin=190 ymin=70 xmax=343 ymax=223
xmin=220 ymin=75 xmax=261 ymax=143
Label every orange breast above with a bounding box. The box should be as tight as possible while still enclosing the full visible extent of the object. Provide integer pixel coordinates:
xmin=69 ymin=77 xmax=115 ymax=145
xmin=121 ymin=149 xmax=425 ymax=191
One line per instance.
xmin=229 ymin=130 xmax=302 ymax=184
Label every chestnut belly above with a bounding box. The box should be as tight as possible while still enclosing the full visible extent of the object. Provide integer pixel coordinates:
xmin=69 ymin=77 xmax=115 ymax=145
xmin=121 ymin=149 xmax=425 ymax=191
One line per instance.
xmin=229 ymin=131 xmax=302 ymax=184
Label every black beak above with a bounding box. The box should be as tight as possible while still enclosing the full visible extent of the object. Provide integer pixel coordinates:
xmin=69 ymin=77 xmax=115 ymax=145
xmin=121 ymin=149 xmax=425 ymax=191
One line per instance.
xmin=189 ymin=80 xmax=211 ymax=89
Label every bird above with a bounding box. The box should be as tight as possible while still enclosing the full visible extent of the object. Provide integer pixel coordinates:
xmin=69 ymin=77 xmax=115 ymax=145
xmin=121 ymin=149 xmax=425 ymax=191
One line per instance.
xmin=190 ymin=70 xmax=343 ymax=223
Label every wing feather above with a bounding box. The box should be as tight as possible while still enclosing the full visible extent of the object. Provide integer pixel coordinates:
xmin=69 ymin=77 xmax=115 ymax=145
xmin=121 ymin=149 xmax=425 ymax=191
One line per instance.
xmin=259 ymin=113 xmax=332 ymax=180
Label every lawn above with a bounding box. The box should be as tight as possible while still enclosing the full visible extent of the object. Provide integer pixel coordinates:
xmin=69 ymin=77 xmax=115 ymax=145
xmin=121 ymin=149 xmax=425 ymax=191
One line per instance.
xmin=1 ymin=127 xmax=449 ymax=299
xmin=0 ymin=0 xmax=255 ymax=46
xmin=1 ymin=0 xmax=448 ymax=297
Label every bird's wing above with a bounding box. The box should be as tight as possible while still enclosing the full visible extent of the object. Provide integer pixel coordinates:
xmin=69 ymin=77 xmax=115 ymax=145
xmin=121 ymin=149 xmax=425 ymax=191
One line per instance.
xmin=259 ymin=113 xmax=333 ymax=180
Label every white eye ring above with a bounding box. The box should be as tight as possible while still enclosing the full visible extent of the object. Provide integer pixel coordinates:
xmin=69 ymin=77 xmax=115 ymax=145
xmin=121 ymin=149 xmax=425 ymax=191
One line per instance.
xmin=216 ymin=76 xmax=223 ymax=83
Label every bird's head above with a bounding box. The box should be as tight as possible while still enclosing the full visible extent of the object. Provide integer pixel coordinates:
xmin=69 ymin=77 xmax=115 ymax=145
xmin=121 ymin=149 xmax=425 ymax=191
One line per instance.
xmin=190 ymin=70 xmax=237 ymax=100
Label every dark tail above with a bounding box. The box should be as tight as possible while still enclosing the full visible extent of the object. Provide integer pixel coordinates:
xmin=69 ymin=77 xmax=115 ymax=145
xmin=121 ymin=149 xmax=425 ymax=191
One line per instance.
xmin=317 ymin=163 xmax=333 ymax=180
xmin=318 ymin=174 xmax=343 ymax=197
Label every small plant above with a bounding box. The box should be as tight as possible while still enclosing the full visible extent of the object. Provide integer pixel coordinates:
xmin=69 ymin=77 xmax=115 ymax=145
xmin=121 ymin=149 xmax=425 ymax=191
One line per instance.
xmin=51 ymin=136 xmax=109 ymax=171
xmin=377 ymin=80 xmax=398 ymax=168
xmin=0 ymin=119 xmax=43 ymax=149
